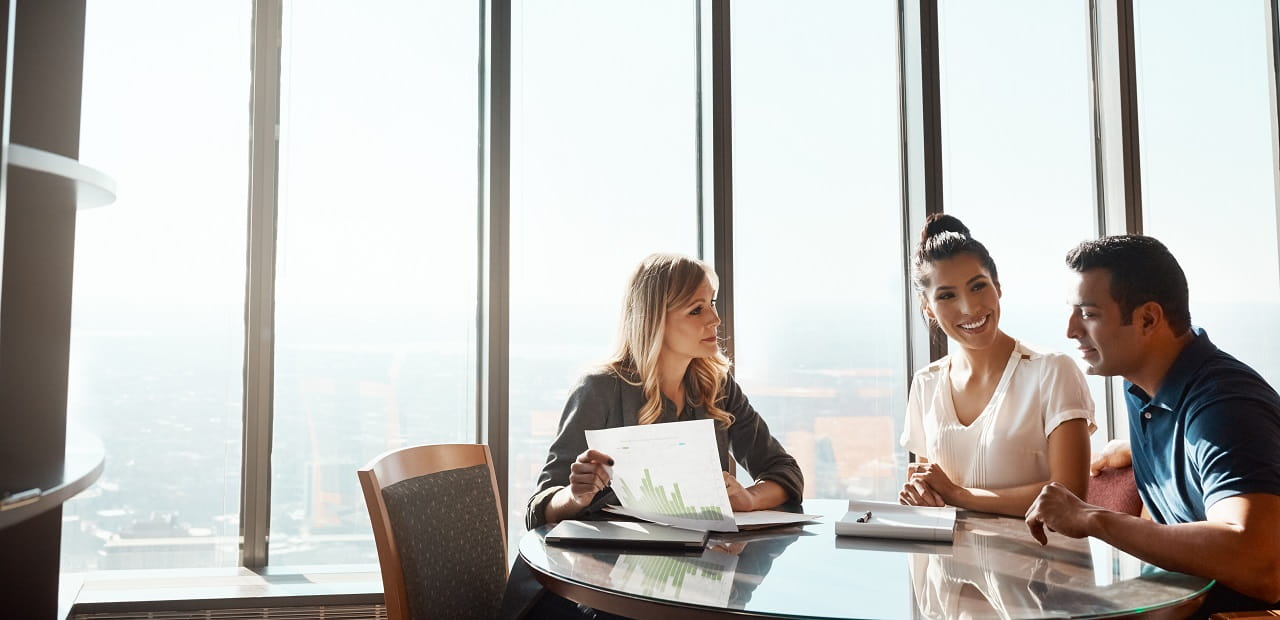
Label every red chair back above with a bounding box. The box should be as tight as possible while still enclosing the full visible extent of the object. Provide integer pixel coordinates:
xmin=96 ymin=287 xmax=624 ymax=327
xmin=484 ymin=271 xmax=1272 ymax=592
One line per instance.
xmin=1086 ymin=465 xmax=1143 ymax=517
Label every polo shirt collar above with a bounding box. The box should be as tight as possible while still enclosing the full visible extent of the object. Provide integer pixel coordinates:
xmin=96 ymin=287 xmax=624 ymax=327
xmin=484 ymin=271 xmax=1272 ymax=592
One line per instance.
xmin=1126 ymin=327 xmax=1217 ymax=412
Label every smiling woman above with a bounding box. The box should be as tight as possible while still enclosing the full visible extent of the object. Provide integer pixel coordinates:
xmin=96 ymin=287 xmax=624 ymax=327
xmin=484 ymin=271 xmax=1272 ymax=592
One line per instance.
xmin=898 ymin=215 xmax=1095 ymax=518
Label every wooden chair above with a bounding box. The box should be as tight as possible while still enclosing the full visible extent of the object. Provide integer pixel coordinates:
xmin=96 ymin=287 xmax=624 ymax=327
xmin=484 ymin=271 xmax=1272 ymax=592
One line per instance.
xmin=359 ymin=444 xmax=508 ymax=620
xmin=1086 ymin=465 xmax=1143 ymax=517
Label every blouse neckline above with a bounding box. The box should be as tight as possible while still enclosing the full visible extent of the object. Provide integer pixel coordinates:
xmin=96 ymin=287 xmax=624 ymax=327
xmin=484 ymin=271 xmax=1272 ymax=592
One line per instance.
xmin=941 ymin=342 xmax=1023 ymax=429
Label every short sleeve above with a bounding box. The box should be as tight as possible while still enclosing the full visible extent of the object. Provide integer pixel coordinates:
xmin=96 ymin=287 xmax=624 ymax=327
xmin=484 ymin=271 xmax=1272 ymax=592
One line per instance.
xmin=523 ymin=373 xmax=617 ymax=530
xmin=721 ymin=377 xmax=805 ymax=503
xmin=900 ymin=371 xmax=928 ymax=457
xmin=1188 ymin=398 xmax=1280 ymax=510
xmin=1039 ymin=354 xmax=1096 ymax=437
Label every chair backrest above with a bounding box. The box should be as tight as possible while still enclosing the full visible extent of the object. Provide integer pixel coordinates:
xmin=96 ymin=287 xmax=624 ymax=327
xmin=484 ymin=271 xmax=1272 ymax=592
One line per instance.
xmin=358 ymin=444 xmax=507 ymax=620
xmin=1085 ymin=465 xmax=1143 ymax=517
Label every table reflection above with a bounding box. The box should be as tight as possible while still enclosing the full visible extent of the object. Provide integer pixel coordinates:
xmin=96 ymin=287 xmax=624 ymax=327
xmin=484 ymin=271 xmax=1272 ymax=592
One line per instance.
xmin=541 ymin=530 xmax=804 ymax=609
xmin=521 ymin=500 xmax=1212 ymax=619
xmin=908 ymin=512 xmax=1204 ymax=619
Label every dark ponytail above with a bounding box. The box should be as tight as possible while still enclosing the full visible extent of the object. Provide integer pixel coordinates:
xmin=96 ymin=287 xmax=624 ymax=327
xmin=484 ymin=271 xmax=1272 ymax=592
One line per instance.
xmin=911 ymin=214 xmax=1000 ymax=295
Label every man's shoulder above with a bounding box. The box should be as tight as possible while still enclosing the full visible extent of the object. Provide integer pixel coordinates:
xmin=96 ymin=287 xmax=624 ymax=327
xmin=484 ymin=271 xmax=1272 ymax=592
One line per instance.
xmin=1185 ymin=350 xmax=1280 ymax=411
xmin=1176 ymin=352 xmax=1280 ymax=445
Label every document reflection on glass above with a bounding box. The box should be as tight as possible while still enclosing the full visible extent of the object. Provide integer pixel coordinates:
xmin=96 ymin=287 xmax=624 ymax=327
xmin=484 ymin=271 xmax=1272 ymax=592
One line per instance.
xmin=908 ymin=527 xmax=1035 ymax=620
xmin=607 ymin=548 xmax=739 ymax=606
xmin=908 ymin=526 xmax=1115 ymax=619
xmin=586 ymin=419 xmax=737 ymax=532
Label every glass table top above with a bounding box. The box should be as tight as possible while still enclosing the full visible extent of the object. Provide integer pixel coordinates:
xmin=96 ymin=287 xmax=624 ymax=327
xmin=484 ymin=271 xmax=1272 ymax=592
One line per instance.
xmin=519 ymin=499 xmax=1213 ymax=619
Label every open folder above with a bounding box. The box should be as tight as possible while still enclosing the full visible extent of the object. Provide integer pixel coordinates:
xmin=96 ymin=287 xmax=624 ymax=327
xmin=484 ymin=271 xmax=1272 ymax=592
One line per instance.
xmin=834 ymin=499 xmax=956 ymax=543
xmin=604 ymin=505 xmax=819 ymax=532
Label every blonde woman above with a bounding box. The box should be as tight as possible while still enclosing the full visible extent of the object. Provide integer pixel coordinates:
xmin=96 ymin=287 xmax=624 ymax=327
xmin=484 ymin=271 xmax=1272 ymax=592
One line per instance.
xmin=525 ymin=253 xmax=803 ymax=529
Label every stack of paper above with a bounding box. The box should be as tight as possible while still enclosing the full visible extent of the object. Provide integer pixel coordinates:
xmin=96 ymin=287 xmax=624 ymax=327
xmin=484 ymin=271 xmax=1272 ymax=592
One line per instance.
xmin=835 ymin=499 xmax=956 ymax=543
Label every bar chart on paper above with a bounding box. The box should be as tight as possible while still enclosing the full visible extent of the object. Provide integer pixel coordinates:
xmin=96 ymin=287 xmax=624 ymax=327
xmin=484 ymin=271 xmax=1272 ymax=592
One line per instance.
xmin=615 ymin=469 xmax=726 ymax=521
xmin=586 ymin=419 xmax=738 ymax=531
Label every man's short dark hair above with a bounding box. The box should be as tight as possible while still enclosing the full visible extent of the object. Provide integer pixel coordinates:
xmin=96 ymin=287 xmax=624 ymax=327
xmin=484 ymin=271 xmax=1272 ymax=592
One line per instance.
xmin=1065 ymin=235 xmax=1192 ymax=336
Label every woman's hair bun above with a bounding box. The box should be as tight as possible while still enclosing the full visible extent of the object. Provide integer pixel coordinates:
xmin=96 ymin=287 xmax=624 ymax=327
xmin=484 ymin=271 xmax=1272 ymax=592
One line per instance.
xmin=912 ymin=212 xmax=998 ymax=296
xmin=921 ymin=213 xmax=970 ymax=245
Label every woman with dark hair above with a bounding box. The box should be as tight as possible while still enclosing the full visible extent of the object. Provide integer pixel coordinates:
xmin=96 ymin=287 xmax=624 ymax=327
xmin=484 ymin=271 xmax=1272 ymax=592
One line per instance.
xmin=898 ymin=214 xmax=1093 ymax=517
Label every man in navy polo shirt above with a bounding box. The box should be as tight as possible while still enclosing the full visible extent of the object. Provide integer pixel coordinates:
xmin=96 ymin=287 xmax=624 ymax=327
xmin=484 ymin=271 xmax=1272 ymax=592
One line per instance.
xmin=1025 ymin=235 xmax=1280 ymax=614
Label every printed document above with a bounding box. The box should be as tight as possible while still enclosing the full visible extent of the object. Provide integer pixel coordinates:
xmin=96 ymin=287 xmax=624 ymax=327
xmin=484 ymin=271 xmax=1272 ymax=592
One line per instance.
xmin=586 ymin=419 xmax=817 ymax=532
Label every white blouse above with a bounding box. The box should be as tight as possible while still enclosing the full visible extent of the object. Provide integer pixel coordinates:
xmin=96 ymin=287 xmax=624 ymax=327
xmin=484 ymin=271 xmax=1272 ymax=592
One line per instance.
xmin=899 ymin=341 xmax=1095 ymax=490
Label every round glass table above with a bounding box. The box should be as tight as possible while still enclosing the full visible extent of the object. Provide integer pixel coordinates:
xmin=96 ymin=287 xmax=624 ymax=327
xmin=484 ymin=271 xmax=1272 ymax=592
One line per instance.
xmin=519 ymin=499 xmax=1212 ymax=619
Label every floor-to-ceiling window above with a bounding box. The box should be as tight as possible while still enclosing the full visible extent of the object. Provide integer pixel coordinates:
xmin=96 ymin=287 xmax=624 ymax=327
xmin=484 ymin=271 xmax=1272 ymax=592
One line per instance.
xmin=936 ymin=0 xmax=1109 ymax=447
xmin=62 ymin=0 xmax=253 ymax=571
xmin=269 ymin=0 xmax=481 ymax=565
xmin=1134 ymin=0 xmax=1280 ymax=387
xmin=505 ymin=0 xmax=702 ymax=550
xmin=731 ymin=0 xmax=908 ymax=502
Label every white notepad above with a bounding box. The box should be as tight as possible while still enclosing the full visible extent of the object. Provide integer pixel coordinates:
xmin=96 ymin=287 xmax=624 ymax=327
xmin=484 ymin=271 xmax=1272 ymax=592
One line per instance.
xmin=834 ymin=499 xmax=956 ymax=543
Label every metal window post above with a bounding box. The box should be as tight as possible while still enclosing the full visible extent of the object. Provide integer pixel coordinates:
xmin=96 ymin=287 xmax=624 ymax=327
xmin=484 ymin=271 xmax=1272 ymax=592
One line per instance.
xmin=710 ymin=0 xmax=735 ymax=365
xmin=1267 ymin=0 xmax=1280 ymax=295
xmin=481 ymin=0 xmax=511 ymax=519
xmin=242 ymin=0 xmax=283 ymax=569
xmin=899 ymin=0 xmax=946 ymax=386
xmin=1088 ymin=0 xmax=1142 ymax=440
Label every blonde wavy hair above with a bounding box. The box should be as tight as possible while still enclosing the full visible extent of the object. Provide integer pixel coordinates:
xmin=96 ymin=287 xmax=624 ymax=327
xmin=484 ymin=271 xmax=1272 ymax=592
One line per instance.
xmin=605 ymin=253 xmax=734 ymax=427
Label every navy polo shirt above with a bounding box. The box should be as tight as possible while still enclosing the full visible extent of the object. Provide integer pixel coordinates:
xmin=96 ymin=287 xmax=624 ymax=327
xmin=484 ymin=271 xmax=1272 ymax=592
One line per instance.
xmin=1126 ymin=328 xmax=1280 ymax=525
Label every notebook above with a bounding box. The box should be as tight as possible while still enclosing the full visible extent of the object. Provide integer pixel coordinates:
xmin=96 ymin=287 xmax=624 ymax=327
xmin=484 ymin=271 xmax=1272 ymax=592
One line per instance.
xmin=834 ymin=499 xmax=957 ymax=543
xmin=545 ymin=519 xmax=709 ymax=550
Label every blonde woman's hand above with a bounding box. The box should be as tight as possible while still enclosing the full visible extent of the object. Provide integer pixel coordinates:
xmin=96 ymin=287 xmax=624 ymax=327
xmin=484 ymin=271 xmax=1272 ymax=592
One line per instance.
xmin=567 ymin=449 xmax=613 ymax=506
xmin=899 ymin=462 xmax=950 ymax=507
xmin=708 ymin=541 xmax=748 ymax=556
xmin=724 ymin=471 xmax=757 ymax=512
xmin=1089 ymin=440 xmax=1132 ymax=476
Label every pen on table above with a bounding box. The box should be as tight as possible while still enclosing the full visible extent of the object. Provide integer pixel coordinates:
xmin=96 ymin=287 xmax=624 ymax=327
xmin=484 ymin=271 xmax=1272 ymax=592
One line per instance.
xmin=855 ymin=510 xmax=872 ymax=523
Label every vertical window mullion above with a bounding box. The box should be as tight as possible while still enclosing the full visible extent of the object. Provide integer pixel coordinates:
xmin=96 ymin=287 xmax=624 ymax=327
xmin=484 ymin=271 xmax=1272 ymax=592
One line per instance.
xmin=711 ymin=0 xmax=735 ymax=364
xmin=901 ymin=0 xmax=945 ymax=401
xmin=242 ymin=0 xmax=283 ymax=569
xmin=1268 ymin=0 xmax=1280 ymax=291
xmin=1090 ymin=0 xmax=1141 ymax=441
xmin=483 ymin=0 xmax=512 ymax=522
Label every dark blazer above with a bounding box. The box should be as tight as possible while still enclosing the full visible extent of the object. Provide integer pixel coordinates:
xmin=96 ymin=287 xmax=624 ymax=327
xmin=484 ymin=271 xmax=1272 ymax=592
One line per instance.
xmin=524 ymin=370 xmax=805 ymax=530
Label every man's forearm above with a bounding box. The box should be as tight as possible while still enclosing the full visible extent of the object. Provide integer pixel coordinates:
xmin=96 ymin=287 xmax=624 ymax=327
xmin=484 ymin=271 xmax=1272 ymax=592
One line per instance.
xmin=1087 ymin=508 xmax=1280 ymax=602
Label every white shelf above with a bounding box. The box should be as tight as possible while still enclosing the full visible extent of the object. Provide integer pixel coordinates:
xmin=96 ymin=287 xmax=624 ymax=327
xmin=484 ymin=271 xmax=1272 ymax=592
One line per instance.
xmin=7 ymin=143 xmax=116 ymax=209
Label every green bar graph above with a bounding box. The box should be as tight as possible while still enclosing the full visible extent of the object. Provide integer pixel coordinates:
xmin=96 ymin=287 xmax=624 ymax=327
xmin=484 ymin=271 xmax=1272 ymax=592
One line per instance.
xmin=616 ymin=468 xmax=725 ymax=521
